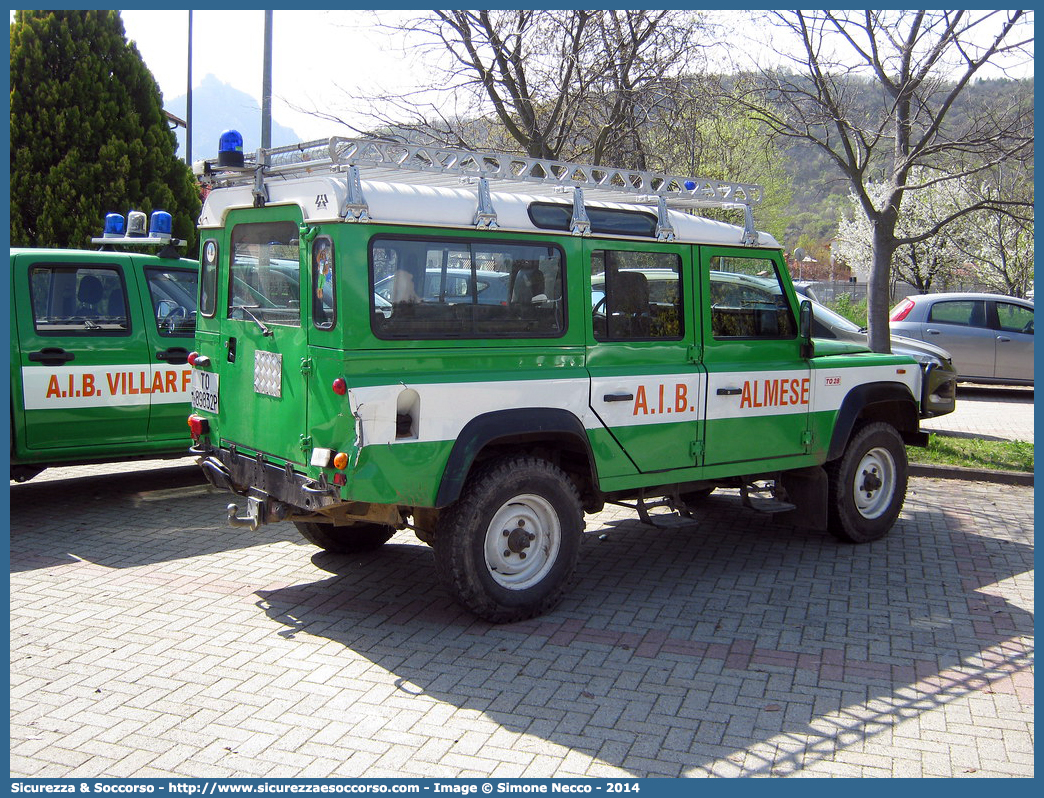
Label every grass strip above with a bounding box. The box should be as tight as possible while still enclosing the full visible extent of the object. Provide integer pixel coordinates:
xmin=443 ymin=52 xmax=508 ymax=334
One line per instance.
xmin=908 ymin=435 xmax=1033 ymax=472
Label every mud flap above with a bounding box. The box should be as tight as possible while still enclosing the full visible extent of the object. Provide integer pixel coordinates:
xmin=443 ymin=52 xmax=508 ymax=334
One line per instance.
xmin=777 ymin=465 xmax=828 ymax=530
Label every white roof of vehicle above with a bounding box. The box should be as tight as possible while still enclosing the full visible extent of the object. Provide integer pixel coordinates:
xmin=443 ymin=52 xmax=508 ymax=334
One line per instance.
xmin=197 ymin=137 xmax=779 ymax=249
xmin=200 ymin=179 xmax=777 ymax=248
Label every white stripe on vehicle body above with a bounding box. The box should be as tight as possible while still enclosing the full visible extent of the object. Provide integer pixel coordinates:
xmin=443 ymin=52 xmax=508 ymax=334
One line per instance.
xmin=344 ymin=364 xmax=920 ymax=448
xmin=21 ymin=365 xmax=192 ymax=410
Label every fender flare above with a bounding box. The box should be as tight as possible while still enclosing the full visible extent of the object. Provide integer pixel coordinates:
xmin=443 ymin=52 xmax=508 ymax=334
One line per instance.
xmin=434 ymin=407 xmax=595 ymax=507
xmin=827 ymin=381 xmax=920 ymax=461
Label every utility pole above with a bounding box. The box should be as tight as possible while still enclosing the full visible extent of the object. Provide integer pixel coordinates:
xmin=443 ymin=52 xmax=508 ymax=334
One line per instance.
xmin=186 ymin=10 xmax=193 ymax=164
xmin=261 ymin=10 xmax=273 ymax=150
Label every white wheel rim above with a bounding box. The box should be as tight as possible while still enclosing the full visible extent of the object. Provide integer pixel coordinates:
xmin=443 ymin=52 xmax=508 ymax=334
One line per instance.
xmin=483 ymin=494 xmax=561 ymax=590
xmin=853 ymin=446 xmax=896 ymax=520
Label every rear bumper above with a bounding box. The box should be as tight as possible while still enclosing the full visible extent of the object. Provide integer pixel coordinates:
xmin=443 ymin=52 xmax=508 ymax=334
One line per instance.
xmin=193 ymin=443 xmax=340 ymax=512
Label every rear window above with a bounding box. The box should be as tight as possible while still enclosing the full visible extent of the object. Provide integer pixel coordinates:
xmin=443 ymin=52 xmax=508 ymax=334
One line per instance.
xmin=927 ymin=300 xmax=985 ymax=328
xmin=228 ymin=221 xmax=301 ymax=327
xmin=29 ymin=264 xmax=130 ymax=336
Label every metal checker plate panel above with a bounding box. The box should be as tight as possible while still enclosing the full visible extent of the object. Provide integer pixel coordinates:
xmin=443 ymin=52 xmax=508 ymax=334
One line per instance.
xmin=254 ymin=350 xmax=282 ymax=398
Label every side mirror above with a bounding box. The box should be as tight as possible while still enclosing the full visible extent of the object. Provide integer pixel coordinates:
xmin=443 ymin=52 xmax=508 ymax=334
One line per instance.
xmin=799 ymin=299 xmax=814 ymax=358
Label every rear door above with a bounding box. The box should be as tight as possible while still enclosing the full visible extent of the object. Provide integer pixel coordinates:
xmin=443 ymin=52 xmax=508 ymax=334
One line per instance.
xmin=13 ymin=252 xmax=150 ymax=451
xmin=700 ymin=249 xmax=810 ymax=467
xmin=992 ymin=299 xmax=1034 ymax=382
xmin=922 ymin=298 xmax=995 ymax=379
xmin=585 ymin=240 xmax=705 ymax=473
xmin=214 ymin=208 xmax=310 ymax=463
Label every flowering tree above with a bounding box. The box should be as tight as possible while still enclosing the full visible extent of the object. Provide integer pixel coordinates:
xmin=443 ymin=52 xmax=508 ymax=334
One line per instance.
xmin=837 ymin=168 xmax=1035 ymax=298
xmin=735 ymin=10 xmax=1034 ymax=351
xmin=834 ymin=172 xmax=969 ymax=294
xmin=952 ymin=167 xmax=1035 ymax=298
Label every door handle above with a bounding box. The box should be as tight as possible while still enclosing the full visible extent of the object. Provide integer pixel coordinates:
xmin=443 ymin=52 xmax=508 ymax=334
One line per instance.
xmin=926 ymin=328 xmax=941 ymax=335
xmin=28 ymin=347 xmax=75 ymax=365
xmin=156 ymin=347 xmax=190 ymax=365
xmin=603 ymin=393 xmax=634 ymax=403
xmin=997 ymin=336 xmax=1011 ymax=343
xmin=716 ymin=387 xmax=742 ymax=396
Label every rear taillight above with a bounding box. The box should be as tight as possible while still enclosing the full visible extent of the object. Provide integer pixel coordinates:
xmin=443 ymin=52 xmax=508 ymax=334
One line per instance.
xmin=890 ymin=299 xmax=915 ymax=322
xmin=187 ymin=414 xmax=209 ymax=441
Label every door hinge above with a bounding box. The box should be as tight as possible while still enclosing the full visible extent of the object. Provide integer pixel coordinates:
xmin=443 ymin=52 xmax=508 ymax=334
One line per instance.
xmin=299 ymin=434 xmax=313 ymax=451
xmin=687 ymin=344 xmax=703 ymax=363
xmin=690 ymin=440 xmax=704 ymax=461
xmin=300 ymin=357 xmax=313 ymax=376
xmin=801 ymin=430 xmax=813 ymax=451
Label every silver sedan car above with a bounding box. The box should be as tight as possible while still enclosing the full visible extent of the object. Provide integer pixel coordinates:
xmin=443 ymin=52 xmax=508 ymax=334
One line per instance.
xmin=889 ymin=293 xmax=1033 ymax=385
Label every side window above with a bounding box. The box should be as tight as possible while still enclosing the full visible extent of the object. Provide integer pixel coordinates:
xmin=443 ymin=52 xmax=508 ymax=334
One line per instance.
xmin=145 ymin=268 xmax=198 ymax=337
xmin=591 ymin=250 xmax=682 ymax=341
xmin=996 ymin=302 xmax=1033 ymax=334
xmin=927 ymin=300 xmax=984 ymax=328
xmin=709 ymin=256 xmax=796 ymax=339
xmin=199 ymin=239 xmax=218 ymax=317
xmin=29 ymin=265 xmax=129 ymax=336
xmin=370 ymin=237 xmax=565 ymax=339
xmin=228 ymin=221 xmax=300 ymax=327
xmin=312 ymin=236 xmax=335 ymax=330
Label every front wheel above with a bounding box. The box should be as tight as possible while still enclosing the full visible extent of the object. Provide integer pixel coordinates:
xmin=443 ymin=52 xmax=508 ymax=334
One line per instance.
xmin=826 ymin=422 xmax=908 ymax=543
xmin=433 ymin=456 xmax=583 ymax=623
xmin=294 ymin=521 xmax=395 ymax=553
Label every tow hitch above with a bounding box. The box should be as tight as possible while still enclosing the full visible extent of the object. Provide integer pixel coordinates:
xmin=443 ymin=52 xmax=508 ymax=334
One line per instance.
xmin=227 ymin=491 xmax=295 ymax=531
xmin=227 ymin=496 xmax=266 ymax=531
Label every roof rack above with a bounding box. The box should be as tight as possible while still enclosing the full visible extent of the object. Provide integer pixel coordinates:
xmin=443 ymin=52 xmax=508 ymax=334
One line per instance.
xmin=195 ymin=138 xmax=764 ymax=242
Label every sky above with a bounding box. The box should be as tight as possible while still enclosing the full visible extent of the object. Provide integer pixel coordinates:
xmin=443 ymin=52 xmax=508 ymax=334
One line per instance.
xmin=119 ymin=9 xmax=419 ymax=145
xmin=15 ymin=10 xmax=1034 ymax=155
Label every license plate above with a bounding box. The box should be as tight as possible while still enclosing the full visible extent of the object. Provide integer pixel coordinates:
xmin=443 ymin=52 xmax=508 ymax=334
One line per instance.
xmin=191 ymin=370 xmax=219 ymax=413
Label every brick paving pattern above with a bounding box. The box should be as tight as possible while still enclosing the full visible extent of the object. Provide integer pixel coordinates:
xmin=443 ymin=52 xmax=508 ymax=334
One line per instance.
xmin=10 ymin=459 xmax=1033 ymax=778
xmin=921 ymin=385 xmax=1033 ymax=443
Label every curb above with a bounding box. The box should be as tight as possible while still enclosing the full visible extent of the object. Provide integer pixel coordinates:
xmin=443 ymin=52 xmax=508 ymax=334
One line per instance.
xmin=910 ymin=462 xmax=1033 ymax=486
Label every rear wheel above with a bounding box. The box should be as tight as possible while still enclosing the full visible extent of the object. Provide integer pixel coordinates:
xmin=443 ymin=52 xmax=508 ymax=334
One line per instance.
xmin=294 ymin=521 xmax=395 ymax=553
xmin=826 ymin=422 xmax=908 ymax=543
xmin=434 ymin=455 xmax=583 ymax=623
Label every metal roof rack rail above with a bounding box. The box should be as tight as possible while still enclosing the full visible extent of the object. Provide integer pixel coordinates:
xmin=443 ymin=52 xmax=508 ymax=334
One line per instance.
xmin=195 ymin=137 xmax=764 ymax=240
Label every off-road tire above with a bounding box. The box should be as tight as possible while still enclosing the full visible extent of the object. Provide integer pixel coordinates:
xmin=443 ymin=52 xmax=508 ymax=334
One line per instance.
xmin=825 ymin=422 xmax=908 ymax=543
xmin=433 ymin=455 xmax=583 ymax=623
xmin=294 ymin=521 xmax=395 ymax=553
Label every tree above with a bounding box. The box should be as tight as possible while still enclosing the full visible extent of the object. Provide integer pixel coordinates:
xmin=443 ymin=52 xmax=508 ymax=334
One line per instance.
xmin=834 ymin=170 xmax=969 ymax=294
xmin=652 ymin=97 xmax=793 ymax=243
xmin=318 ymin=10 xmax=708 ymax=169
xmin=10 ymin=10 xmax=200 ymax=251
xmin=953 ymin=166 xmax=1035 ymax=298
xmin=733 ymin=10 xmax=1033 ymax=351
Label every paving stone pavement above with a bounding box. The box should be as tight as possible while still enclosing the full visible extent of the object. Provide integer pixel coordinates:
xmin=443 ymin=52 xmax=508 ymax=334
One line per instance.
xmin=9 ymin=459 xmax=1033 ymax=779
xmin=920 ymin=385 xmax=1034 ymax=443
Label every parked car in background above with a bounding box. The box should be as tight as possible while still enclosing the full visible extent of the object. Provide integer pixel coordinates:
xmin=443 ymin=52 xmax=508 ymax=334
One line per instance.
xmin=889 ymin=293 xmax=1033 ymax=386
xmin=374 ymin=268 xmax=510 ymax=306
xmin=796 ymin=293 xmax=957 ymax=417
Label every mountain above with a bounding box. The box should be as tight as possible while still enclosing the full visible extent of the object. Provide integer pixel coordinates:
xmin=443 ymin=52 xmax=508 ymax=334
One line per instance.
xmin=163 ymin=73 xmax=301 ymax=161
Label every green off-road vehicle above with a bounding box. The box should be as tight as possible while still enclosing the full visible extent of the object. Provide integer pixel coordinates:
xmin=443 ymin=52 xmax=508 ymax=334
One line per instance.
xmin=10 ymin=211 xmax=198 ymax=482
xmin=188 ymin=137 xmax=929 ymax=622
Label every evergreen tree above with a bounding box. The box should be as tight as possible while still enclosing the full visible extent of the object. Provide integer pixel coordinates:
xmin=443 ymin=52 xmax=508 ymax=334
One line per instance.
xmin=10 ymin=10 xmax=200 ymax=252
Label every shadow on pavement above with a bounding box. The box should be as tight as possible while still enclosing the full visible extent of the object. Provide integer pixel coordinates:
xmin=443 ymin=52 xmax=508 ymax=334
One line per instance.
xmin=253 ymin=488 xmax=1034 ymax=776
xmin=9 ymin=463 xmax=299 ymax=572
